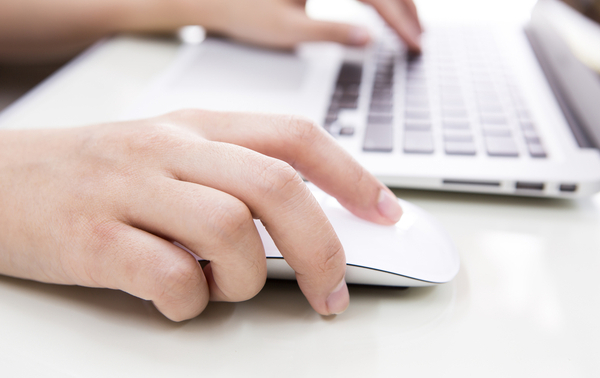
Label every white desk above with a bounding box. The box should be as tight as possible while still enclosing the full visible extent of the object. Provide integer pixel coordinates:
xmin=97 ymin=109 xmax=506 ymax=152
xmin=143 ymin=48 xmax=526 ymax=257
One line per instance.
xmin=1 ymin=1 xmax=599 ymax=377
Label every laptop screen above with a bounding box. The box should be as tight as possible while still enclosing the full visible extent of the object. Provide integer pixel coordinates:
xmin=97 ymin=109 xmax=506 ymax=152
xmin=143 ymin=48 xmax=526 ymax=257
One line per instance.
xmin=561 ymin=0 xmax=600 ymax=24
xmin=528 ymin=0 xmax=600 ymax=148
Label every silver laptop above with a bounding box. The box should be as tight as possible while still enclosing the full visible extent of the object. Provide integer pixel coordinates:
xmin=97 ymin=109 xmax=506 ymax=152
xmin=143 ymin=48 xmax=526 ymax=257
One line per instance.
xmin=125 ymin=0 xmax=600 ymax=198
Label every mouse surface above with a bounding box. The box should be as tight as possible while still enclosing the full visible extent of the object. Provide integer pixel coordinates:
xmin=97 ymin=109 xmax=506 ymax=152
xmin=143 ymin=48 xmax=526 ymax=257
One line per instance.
xmin=255 ymin=185 xmax=460 ymax=287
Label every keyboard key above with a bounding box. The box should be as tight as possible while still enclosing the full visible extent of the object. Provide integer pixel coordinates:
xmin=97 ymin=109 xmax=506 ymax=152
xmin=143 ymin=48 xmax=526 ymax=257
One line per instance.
xmin=522 ymin=128 xmax=540 ymax=142
xmin=338 ymin=99 xmax=358 ymax=109
xmin=372 ymin=88 xmax=393 ymax=100
xmin=476 ymin=93 xmax=502 ymax=105
xmin=371 ymin=98 xmax=394 ymax=107
xmin=444 ymin=130 xmax=473 ymax=142
xmin=405 ymin=73 xmax=425 ymax=82
xmin=333 ymin=86 xmax=344 ymax=98
xmin=405 ymin=96 xmax=429 ymax=108
xmin=478 ymin=104 xmax=504 ymax=113
xmin=337 ymin=63 xmax=363 ymax=85
xmin=527 ymin=142 xmax=547 ymax=158
xmin=406 ymin=86 xmax=428 ymax=96
xmin=339 ymin=127 xmax=355 ymax=136
xmin=340 ymin=93 xmax=359 ymax=103
xmin=441 ymin=95 xmax=465 ymax=107
xmin=344 ymin=85 xmax=360 ymax=97
xmin=443 ymin=108 xmax=468 ymax=118
xmin=325 ymin=113 xmax=338 ymax=126
xmin=443 ymin=120 xmax=470 ymax=130
xmin=445 ymin=141 xmax=477 ymax=155
xmin=405 ymin=110 xmax=430 ymax=120
xmin=482 ymin=125 xmax=511 ymax=137
xmin=374 ymin=80 xmax=393 ymax=90
xmin=405 ymin=120 xmax=432 ymax=131
xmin=440 ymin=84 xmax=462 ymax=94
xmin=404 ymin=131 xmax=434 ymax=154
xmin=364 ymin=123 xmax=394 ymax=152
xmin=520 ymin=120 xmax=536 ymax=130
xmin=370 ymin=102 xmax=393 ymax=113
xmin=368 ymin=114 xmax=393 ymax=124
xmin=485 ymin=136 xmax=519 ymax=157
xmin=406 ymin=71 xmax=426 ymax=81
xmin=375 ymin=71 xmax=394 ymax=81
xmin=480 ymin=114 xmax=507 ymax=125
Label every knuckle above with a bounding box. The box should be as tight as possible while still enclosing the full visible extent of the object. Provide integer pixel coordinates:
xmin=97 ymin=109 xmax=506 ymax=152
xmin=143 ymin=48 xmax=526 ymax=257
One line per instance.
xmin=74 ymin=220 xmax=126 ymax=284
xmin=254 ymin=157 xmax=304 ymax=198
xmin=157 ymin=258 xmax=203 ymax=302
xmin=87 ymin=220 xmax=125 ymax=257
xmin=278 ymin=116 xmax=323 ymax=153
xmin=236 ymin=259 xmax=267 ymax=300
xmin=167 ymin=108 xmax=209 ymax=125
xmin=126 ymin=124 xmax=186 ymax=154
xmin=316 ymin=241 xmax=346 ymax=276
xmin=225 ymin=272 xmax=266 ymax=302
xmin=205 ymin=196 xmax=254 ymax=244
xmin=154 ymin=259 xmax=207 ymax=322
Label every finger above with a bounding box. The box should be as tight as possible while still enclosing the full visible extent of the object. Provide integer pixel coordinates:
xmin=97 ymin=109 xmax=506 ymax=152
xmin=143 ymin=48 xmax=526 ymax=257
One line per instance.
xmin=122 ymin=176 xmax=267 ymax=303
xmin=399 ymin=0 xmax=422 ymax=33
xmin=148 ymin=129 xmax=349 ymax=315
xmin=169 ymin=110 xmax=403 ymax=226
xmin=88 ymin=222 xmax=209 ymax=322
xmin=362 ymin=0 xmax=422 ymax=52
xmin=289 ymin=14 xmax=371 ymax=46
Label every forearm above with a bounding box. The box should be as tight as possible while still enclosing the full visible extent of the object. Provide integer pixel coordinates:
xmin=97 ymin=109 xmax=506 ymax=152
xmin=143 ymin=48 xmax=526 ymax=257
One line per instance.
xmin=0 ymin=0 xmax=215 ymax=63
xmin=0 ymin=0 xmax=423 ymax=63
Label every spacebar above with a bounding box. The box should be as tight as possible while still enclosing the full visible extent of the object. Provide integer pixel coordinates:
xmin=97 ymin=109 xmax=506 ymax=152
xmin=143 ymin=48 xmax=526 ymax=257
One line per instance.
xmin=363 ymin=123 xmax=393 ymax=152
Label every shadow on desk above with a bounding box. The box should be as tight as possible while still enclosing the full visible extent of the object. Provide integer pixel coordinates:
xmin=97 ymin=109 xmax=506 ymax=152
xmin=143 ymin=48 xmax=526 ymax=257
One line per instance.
xmin=0 ymin=273 xmax=457 ymax=332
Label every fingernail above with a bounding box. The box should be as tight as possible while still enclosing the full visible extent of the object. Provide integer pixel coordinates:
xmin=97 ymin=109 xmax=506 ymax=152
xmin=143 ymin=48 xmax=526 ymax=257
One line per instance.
xmin=349 ymin=27 xmax=370 ymax=45
xmin=326 ymin=278 xmax=349 ymax=315
xmin=377 ymin=188 xmax=403 ymax=223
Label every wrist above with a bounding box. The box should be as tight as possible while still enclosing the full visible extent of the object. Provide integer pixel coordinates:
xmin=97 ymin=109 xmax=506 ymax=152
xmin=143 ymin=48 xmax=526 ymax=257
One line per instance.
xmin=115 ymin=0 xmax=226 ymax=34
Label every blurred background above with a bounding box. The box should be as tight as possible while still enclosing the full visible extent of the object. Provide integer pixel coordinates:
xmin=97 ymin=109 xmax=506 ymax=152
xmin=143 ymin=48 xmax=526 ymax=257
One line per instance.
xmin=1 ymin=0 xmax=597 ymax=113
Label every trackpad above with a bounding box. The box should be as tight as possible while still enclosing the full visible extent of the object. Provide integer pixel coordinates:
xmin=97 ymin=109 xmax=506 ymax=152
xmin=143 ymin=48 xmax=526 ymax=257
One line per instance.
xmin=124 ymin=38 xmax=343 ymax=121
xmin=169 ymin=40 xmax=306 ymax=92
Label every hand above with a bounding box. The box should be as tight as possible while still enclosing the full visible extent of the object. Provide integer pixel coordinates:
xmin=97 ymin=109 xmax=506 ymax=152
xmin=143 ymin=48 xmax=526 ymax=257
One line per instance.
xmin=0 ymin=0 xmax=421 ymax=62
xmin=170 ymin=0 xmax=423 ymax=51
xmin=360 ymin=0 xmax=422 ymax=51
xmin=0 ymin=110 xmax=403 ymax=321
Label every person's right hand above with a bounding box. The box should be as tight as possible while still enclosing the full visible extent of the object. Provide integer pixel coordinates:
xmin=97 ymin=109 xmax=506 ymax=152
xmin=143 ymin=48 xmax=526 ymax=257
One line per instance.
xmin=0 ymin=110 xmax=403 ymax=321
xmin=1 ymin=0 xmax=421 ymax=62
xmin=165 ymin=0 xmax=423 ymax=51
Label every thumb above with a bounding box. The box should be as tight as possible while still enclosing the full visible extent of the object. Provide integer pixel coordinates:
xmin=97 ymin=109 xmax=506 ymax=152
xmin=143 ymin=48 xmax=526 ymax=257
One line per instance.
xmin=292 ymin=17 xmax=371 ymax=46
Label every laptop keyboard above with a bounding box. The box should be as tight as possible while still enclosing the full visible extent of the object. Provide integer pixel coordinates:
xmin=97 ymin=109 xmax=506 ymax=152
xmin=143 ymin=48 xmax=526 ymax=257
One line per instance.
xmin=325 ymin=27 xmax=547 ymax=159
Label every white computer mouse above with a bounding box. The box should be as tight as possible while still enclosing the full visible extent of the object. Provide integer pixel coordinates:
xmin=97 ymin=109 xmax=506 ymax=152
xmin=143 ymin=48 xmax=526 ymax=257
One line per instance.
xmin=256 ymin=185 xmax=460 ymax=287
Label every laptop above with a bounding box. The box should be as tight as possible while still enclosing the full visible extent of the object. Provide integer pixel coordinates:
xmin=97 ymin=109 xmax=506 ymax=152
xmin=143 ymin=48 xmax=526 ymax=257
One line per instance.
xmin=124 ymin=0 xmax=600 ymax=198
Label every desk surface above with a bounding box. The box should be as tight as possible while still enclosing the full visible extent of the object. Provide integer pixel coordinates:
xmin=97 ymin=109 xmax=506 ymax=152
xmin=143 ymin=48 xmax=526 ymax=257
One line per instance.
xmin=1 ymin=1 xmax=600 ymax=377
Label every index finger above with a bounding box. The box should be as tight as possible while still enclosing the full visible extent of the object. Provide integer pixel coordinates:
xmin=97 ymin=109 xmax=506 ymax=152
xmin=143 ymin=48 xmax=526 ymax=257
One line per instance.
xmin=171 ymin=110 xmax=403 ymax=226
xmin=155 ymin=124 xmax=348 ymax=315
xmin=362 ymin=0 xmax=422 ymax=52
xmin=156 ymin=110 xmax=402 ymax=316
